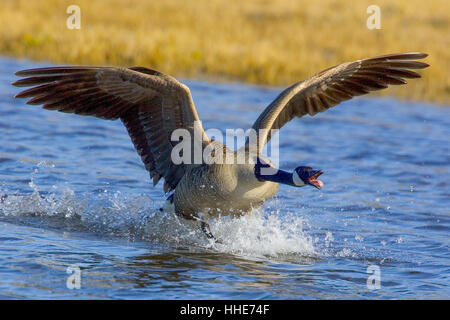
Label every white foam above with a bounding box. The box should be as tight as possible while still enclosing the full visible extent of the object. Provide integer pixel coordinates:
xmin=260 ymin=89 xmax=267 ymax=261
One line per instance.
xmin=0 ymin=165 xmax=317 ymax=259
xmin=210 ymin=210 xmax=316 ymax=257
xmin=1 ymin=189 xmax=316 ymax=258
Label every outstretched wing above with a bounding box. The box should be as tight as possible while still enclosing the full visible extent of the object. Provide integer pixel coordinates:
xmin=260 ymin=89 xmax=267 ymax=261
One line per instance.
xmin=13 ymin=66 xmax=210 ymax=192
xmin=248 ymin=53 xmax=429 ymax=152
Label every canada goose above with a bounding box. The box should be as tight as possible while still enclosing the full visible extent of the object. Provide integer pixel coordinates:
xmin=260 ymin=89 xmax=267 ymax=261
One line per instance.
xmin=12 ymin=53 xmax=428 ymax=240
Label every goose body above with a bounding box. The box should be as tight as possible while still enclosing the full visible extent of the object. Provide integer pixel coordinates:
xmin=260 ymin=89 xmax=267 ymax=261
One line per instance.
xmin=173 ymin=154 xmax=279 ymax=218
xmin=12 ymin=53 xmax=429 ymax=238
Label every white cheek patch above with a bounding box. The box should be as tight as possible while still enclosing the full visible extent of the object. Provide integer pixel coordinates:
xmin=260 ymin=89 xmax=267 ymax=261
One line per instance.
xmin=292 ymin=171 xmax=306 ymax=186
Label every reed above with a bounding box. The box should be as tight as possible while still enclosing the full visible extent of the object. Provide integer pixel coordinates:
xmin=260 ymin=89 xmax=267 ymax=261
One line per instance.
xmin=0 ymin=0 xmax=448 ymax=103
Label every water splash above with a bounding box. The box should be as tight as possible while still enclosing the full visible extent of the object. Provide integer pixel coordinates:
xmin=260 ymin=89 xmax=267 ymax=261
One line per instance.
xmin=0 ymin=166 xmax=316 ymax=258
xmin=1 ymin=161 xmax=86 ymax=218
xmin=211 ymin=211 xmax=316 ymax=257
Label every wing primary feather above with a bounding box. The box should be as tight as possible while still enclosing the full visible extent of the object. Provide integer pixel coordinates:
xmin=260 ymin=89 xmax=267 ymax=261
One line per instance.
xmin=247 ymin=52 xmax=429 ymax=150
xmin=13 ymin=65 xmax=209 ymax=192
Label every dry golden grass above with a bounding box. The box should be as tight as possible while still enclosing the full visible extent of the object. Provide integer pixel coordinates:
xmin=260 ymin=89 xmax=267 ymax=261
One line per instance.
xmin=0 ymin=0 xmax=448 ymax=103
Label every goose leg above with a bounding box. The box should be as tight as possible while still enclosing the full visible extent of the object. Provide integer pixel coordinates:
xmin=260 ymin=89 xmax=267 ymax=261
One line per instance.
xmin=194 ymin=214 xmax=221 ymax=243
xmin=166 ymin=198 xmax=221 ymax=243
xmin=201 ymin=220 xmax=215 ymax=239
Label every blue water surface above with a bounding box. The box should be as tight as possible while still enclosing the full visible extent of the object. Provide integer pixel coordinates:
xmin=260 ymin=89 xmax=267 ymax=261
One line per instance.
xmin=0 ymin=57 xmax=449 ymax=299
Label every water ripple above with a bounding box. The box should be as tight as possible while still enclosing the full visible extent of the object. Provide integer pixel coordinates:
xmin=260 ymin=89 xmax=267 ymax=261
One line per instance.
xmin=0 ymin=57 xmax=449 ymax=299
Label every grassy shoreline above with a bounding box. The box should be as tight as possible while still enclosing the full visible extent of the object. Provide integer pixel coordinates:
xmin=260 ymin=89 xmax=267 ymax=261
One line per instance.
xmin=1 ymin=0 xmax=448 ymax=103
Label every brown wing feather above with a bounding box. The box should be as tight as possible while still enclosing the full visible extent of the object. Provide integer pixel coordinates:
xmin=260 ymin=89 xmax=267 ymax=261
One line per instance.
xmin=249 ymin=53 xmax=429 ymax=151
xmin=13 ymin=66 xmax=209 ymax=192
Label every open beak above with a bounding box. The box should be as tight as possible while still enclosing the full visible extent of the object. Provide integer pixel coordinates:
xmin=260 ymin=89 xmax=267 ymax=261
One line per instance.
xmin=307 ymin=170 xmax=324 ymax=189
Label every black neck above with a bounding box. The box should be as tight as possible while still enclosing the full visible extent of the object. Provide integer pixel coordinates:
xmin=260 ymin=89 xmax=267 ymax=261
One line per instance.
xmin=255 ymin=165 xmax=294 ymax=186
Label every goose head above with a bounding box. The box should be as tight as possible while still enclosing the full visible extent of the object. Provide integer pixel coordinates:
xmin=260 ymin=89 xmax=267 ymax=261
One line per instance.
xmin=292 ymin=166 xmax=324 ymax=189
xmin=254 ymin=158 xmax=324 ymax=189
